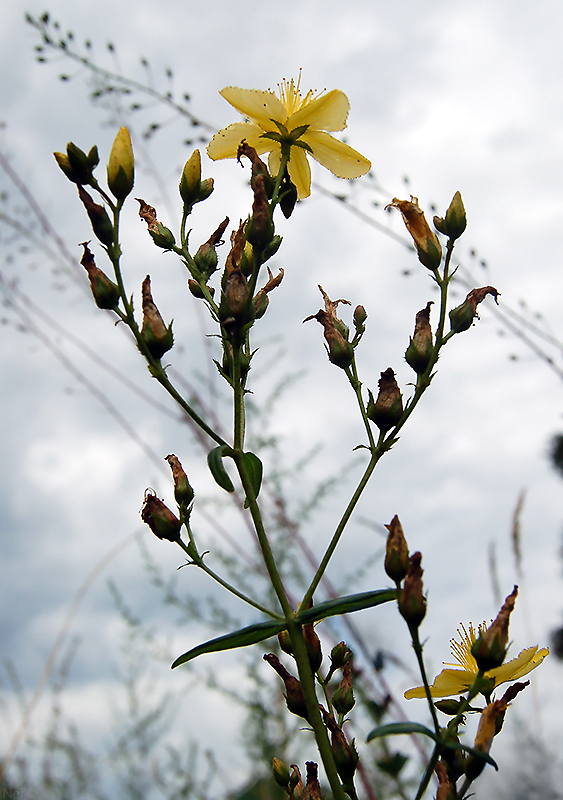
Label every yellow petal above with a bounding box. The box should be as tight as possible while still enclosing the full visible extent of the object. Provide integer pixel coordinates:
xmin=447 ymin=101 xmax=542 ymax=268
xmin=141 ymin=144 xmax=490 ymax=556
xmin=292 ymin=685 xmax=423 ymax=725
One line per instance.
xmin=287 ymin=147 xmax=312 ymax=199
xmin=207 ymin=122 xmax=275 ymax=160
xmin=488 ymin=646 xmax=549 ymax=686
xmin=302 ymin=130 xmax=371 ymax=179
xmin=220 ymin=87 xmax=287 ymax=129
xmin=289 ymin=89 xmax=350 ymax=132
xmin=404 ymin=668 xmax=476 ymax=700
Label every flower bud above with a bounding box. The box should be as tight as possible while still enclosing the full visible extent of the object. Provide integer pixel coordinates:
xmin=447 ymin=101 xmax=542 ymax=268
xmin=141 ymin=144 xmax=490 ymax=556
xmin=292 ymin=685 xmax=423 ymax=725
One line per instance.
xmin=280 ymin=174 xmax=298 ymax=219
xmin=54 ymin=151 xmax=80 ymax=184
xmin=188 ymin=279 xmax=215 ymax=300
xmin=80 ymin=242 xmax=119 ymax=309
xmin=198 ymin=178 xmax=215 ymax=201
xmin=330 ymin=642 xmax=349 ymax=670
xmin=78 ymin=186 xmax=114 ymax=247
xmin=278 ymin=629 xmax=294 ymax=656
xmin=387 ymin=196 xmax=442 ymax=270
xmin=141 ymin=275 xmax=174 ymax=360
xmin=141 ymin=490 xmax=182 ymax=542
xmin=434 ymin=191 xmax=467 ymax=241
xmin=384 ymin=514 xmax=410 ymax=583
xmin=304 ymin=287 xmax=354 ymax=370
xmin=66 ymin=142 xmax=97 ymax=185
xmin=332 ymin=657 xmax=355 ymax=716
xmin=253 ymin=266 xmax=284 ymax=320
xmin=263 ymin=653 xmax=310 ymax=722
xmin=367 ymin=369 xmax=403 ymax=431
xmin=304 ymin=623 xmax=323 ymax=674
xmin=194 ymin=217 xmax=229 ymax=279
xmin=353 ymin=305 xmax=367 ymax=338
xmin=245 ymin=174 xmax=274 ymax=248
xmin=272 ymin=758 xmax=291 ymax=790
xmin=179 ymin=149 xmax=202 ymax=205
xmin=434 ymin=762 xmax=455 ymax=800
xmin=107 ymin=127 xmax=134 ymax=200
xmin=289 ymin=765 xmax=303 ymax=796
xmin=465 ymin=699 xmax=507 ymax=781
xmin=449 ymin=286 xmax=499 ymax=335
xmin=165 ymin=454 xmax=194 ymax=509
xmin=471 ymin=586 xmax=518 ymax=672
xmin=136 ymin=198 xmax=176 ymax=250
xmin=405 ymin=301 xmax=433 ymax=374
xmin=262 ymin=234 xmax=283 ymax=262
xmin=398 ymin=552 xmax=426 ymax=627
xmin=237 ymin=141 xmax=274 ymax=197
xmin=323 ymin=712 xmax=359 ymax=782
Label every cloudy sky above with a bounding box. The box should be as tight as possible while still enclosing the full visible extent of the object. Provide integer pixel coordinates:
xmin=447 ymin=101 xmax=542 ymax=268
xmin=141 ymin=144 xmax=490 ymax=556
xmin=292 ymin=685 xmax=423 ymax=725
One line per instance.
xmin=1 ymin=0 xmax=563 ymax=796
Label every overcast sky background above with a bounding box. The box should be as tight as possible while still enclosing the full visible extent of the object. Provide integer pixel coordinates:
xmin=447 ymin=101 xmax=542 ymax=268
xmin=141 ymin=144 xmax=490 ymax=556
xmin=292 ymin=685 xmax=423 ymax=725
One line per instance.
xmin=1 ymin=0 xmax=563 ymax=796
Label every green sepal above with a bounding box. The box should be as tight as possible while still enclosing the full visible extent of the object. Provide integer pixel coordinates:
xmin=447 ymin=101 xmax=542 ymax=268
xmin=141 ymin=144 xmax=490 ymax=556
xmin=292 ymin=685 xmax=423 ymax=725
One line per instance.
xmin=171 ymin=620 xmax=286 ymax=668
xmin=242 ymin=451 xmax=263 ymax=508
xmin=207 ymin=446 xmax=235 ymax=493
xmin=296 ymin=589 xmax=396 ymax=625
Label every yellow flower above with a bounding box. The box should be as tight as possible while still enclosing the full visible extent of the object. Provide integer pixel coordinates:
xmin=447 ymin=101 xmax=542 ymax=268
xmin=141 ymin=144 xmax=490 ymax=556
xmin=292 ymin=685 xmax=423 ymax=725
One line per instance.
xmin=405 ymin=623 xmax=549 ymax=700
xmin=207 ymin=76 xmax=371 ymax=200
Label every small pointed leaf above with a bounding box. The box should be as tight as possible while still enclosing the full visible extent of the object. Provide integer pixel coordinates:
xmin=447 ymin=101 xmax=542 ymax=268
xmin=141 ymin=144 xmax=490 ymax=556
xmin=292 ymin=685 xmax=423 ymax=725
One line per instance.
xmin=207 ymin=446 xmax=235 ymax=493
xmin=242 ymin=451 xmax=263 ymax=507
xmin=296 ymin=589 xmax=396 ymax=625
xmin=172 ymin=620 xmax=286 ymax=668
xmin=367 ymin=722 xmax=440 ymax=744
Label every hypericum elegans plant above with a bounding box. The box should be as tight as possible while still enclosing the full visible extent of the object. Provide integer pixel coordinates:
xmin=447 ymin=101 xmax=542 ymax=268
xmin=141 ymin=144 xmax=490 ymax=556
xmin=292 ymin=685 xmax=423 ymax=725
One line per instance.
xmin=54 ymin=76 xmax=547 ymax=800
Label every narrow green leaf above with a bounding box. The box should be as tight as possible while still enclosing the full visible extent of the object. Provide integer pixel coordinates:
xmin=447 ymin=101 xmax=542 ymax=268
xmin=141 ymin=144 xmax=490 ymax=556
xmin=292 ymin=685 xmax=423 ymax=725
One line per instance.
xmin=242 ymin=451 xmax=263 ymax=507
xmin=207 ymin=446 xmax=234 ymax=493
xmin=171 ymin=620 xmax=286 ymax=668
xmin=296 ymin=589 xmax=397 ymax=625
xmin=367 ymin=723 xmax=498 ymax=771
xmin=367 ymin=722 xmax=440 ymax=744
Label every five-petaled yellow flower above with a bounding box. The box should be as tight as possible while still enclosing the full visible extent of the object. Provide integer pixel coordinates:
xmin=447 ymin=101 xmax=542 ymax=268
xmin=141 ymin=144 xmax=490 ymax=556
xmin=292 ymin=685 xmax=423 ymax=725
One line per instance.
xmin=405 ymin=623 xmax=549 ymax=700
xmin=207 ymin=77 xmax=371 ymax=200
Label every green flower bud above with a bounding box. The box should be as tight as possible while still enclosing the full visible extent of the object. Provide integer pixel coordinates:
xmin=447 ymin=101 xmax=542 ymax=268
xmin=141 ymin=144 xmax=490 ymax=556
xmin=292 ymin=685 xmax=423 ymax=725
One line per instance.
xmin=54 ymin=151 xmax=81 ymax=184
xmin=107 ymin=127 xmax=134 ymax=200
xmin=444 ymin=191 xmax=467 ymax=240
xmin=330 ymin=642 xmax=349 ymax=670
xmin=188 ymin=279 xmax=215 ymax=300
xmin=272 ymin=758 xmax=290 ymax=789
xmin=65 ymin=142 xmax=97 ymax=184
xmin=262 ymin=234 xmax=283 ymax=262
xmin=179 ymin=149 xmax=201 ymax=204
